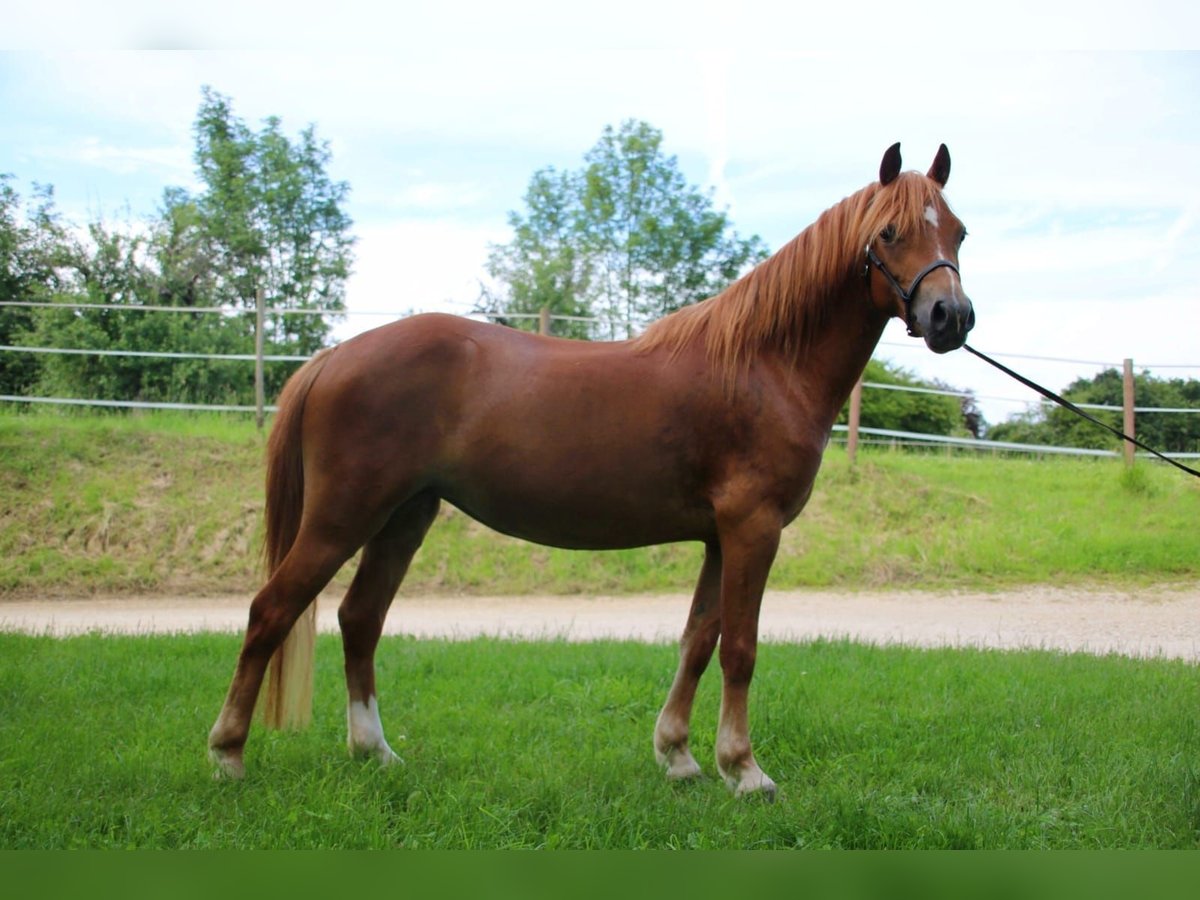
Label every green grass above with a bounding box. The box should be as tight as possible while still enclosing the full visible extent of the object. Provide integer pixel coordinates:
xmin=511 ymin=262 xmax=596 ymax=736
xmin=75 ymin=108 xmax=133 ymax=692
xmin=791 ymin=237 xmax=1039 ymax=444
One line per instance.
xmin=2 ymin=407 xmax=1199 ymax=596
xmin=0 ymin=410 xmax=267 ymax=594
xmin=1 ymin=632 xmax=1196 ymax=848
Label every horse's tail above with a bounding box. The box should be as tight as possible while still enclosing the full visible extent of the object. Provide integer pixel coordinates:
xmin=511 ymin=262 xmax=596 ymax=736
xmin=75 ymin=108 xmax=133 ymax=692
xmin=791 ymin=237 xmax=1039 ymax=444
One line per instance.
xmin=261 ymin=349 xmax=333 ymax=731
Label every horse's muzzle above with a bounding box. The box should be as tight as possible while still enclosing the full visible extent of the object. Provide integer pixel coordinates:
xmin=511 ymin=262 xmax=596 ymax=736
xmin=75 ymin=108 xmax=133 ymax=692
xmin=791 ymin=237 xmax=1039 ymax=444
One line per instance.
xmin=916 ymin=294 xmax=975 ymax=354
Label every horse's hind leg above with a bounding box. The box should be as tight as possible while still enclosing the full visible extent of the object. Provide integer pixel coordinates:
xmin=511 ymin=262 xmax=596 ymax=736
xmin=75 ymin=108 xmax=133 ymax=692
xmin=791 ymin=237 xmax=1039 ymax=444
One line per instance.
xmin=654 ymin=542 xmax=722 ymax=780
xmin=208 ymin=530 xmax=354 ymax=778
xmin=338 ymin=491 xmax=440 ymax=766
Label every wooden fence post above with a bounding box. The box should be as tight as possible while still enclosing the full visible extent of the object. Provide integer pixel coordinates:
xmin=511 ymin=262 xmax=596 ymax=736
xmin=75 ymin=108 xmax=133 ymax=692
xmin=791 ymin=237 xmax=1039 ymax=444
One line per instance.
xmin=539 ymin=306 xmax=551 ymax=336
xmin=254 ymin=287 xmax=266 ymax=431
xmin=847 ymin=374 xmax=863 ymax=465
xmin=1122 ymin=357 xmax=1135 ymax=468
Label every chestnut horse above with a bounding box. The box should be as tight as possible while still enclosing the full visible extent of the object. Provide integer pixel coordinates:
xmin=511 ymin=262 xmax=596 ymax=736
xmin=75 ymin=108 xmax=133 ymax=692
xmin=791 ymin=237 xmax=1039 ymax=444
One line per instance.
xmin=209 ymin=144 xmax=974 ymax=796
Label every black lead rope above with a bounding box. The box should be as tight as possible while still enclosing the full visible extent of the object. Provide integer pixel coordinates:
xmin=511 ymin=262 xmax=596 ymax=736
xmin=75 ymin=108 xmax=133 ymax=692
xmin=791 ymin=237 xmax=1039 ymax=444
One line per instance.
xmin=963 ymin=344 xmax=1200 ymax=479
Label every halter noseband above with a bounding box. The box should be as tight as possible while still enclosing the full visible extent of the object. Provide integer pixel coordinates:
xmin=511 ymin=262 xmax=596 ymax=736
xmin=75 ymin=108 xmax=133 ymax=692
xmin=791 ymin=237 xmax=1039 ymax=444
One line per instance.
xmin=863 ymin=245 xmax=960 ymax=337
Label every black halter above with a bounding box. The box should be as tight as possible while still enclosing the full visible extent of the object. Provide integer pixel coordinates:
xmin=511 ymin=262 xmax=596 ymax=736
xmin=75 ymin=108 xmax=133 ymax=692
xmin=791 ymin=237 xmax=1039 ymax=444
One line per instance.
xmin=863 ymin=245 xmax=960 ymax=337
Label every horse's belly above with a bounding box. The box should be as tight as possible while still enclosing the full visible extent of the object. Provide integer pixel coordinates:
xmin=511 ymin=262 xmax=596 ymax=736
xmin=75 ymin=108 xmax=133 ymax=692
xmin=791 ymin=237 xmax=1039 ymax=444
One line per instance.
xmin=439 ymin=465 xmax=711 ymax=551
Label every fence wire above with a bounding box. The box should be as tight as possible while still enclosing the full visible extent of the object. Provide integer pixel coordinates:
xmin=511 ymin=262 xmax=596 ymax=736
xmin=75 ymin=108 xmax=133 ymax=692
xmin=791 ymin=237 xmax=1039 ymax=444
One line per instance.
xmin=2 ymin=302 xmax=1196 ymax=459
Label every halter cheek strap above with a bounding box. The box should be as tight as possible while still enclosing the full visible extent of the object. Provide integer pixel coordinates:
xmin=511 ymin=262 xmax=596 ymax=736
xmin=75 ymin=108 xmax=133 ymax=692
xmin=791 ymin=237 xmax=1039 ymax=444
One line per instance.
xmin=863 ymin=245 xmax=960 ymax=337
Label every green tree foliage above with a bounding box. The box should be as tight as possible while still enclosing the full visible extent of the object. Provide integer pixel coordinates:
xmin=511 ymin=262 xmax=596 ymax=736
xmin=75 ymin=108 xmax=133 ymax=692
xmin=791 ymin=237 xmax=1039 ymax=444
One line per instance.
xmin=2 ymin=88 xmax=354 ymax=406
xmin=582 ymin=121 xmax=769 ymax=336
xmin=481 ymin=120 xmax=768 ymax=339
xmin=837 ymin=358 xmax=977 ymax=438
xmin=0 ymin=178 xmax=79 ymax=395
xmin=154 ymin=186 xmax=217 ymax=310
xmin=989 ymin=369 xmax=1200 ymax=453
xmin=481 ymin=168 xmax=594 ymax=339
xmin=190 ymin=86 xmax=354 ymax=356
xmin=25 ymin=218 xmax=257 ymax=406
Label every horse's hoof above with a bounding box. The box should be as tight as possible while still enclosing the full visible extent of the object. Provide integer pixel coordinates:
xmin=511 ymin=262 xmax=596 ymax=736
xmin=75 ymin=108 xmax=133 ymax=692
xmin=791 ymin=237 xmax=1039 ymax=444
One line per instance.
xmin=209 ymin=747 xmax=245 ymax=781
xmin=722 ymin=765 xmax=777 ymax=800
xmin=667 ymin=761 xmax=703 ymax=781
xmin=349 ymin=740 xmax=404 ymax=769
xmin=663 ymin=755 xmax=703 ymax=781
xmin=736 ymin=774 xmax=777 ymax=801
xmin=655 ymin=742 xmax=703 ymax=780
xmin=374 ymin=746 xmax=404 ymax=768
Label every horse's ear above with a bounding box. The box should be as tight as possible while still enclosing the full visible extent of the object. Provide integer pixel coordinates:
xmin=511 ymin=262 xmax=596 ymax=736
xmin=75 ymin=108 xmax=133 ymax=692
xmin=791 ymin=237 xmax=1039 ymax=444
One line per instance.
xmin=927 ymin=144 xmax=951 ymax=187
xmin=880 ymin=143 xmax=902 ymax=186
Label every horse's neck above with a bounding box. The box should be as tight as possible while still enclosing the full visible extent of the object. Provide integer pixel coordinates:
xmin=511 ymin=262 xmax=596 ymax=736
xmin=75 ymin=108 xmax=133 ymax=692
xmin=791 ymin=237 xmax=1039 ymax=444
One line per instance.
xmin=789 ymin=283 xmax=892 ymax=427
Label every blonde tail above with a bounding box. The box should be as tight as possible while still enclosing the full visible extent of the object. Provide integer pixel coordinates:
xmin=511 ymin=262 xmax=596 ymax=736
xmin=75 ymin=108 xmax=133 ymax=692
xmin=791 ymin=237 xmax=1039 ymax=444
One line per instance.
xmin=263 ymin=604 xmax=317 ymax=729
xmin=258 ymin=350 xmax=333 ymax=730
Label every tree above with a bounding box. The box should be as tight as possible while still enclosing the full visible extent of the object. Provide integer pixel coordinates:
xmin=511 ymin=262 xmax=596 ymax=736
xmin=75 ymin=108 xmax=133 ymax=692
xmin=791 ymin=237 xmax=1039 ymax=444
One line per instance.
xmin=153 ymin=186 xmax=216 ymax=309
xmin=24 ymin=217 xmax=259 ymax=406
xmin=988 ymin=369 xmax=1200 ymax=453
xmin=190 ymin=86 xmax=354 ymax=360
xmin=0 ymin=178 xmax=82 ymax=396
xmin=9 ymin=87 xmax=355 ymax=405
xmin=480 ymin=120 xmax=768 ymax=339
xmin=6 ymin=89 xmax=356 ymax=407
xmin=837 ymin=359 xmax=976 ymax=438
xmin=582 ymin=120 xmax=768 ymax=336
xmin=0 ymin=175 xmax=40 ymax=396
xmin=479 ymin=167 xmax=594 ymax=339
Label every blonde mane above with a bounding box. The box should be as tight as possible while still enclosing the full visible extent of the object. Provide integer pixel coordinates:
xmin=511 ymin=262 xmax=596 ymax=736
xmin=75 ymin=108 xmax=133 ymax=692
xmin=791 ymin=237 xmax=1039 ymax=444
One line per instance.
xmin=634 ymin=172 xmax=946 ymax=376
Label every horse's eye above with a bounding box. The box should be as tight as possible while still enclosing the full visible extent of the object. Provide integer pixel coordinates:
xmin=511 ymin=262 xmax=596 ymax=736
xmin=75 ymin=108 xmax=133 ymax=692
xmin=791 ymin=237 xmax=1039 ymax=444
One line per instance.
xmin=958 ymin=228 xmax=968 ymax=246
xmin=880 ymin=224 xmax=897 ymax=244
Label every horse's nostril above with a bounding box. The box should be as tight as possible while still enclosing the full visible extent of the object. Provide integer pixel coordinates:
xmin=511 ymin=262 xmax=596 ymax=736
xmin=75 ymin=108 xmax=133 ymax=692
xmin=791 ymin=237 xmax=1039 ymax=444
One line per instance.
xmin=965 ymin=304 xmax=976 ymax=332
xmin=931 ymin=300 xmax=949 ymax=329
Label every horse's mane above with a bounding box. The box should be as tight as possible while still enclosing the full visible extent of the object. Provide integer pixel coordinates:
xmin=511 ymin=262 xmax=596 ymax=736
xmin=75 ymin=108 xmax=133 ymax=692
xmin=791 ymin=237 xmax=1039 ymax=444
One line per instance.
xmin=633 ymin=171 xmax=945 ymax=376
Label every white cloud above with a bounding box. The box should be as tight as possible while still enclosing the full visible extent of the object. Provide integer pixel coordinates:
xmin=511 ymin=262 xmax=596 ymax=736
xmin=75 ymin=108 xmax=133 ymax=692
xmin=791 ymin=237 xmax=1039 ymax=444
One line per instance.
xmin=386 ymin=183 xmax=490 ymax=215
xmin=54 ymin=136 xmax=193 ymax=181
xmin=336 ymin=218 xmax=510 ymax=340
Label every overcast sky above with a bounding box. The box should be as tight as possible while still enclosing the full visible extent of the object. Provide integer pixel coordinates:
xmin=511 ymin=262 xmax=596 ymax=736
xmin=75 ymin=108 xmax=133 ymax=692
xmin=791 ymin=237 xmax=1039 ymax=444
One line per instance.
xmin=3 ymin=3 xmax=1199 ymax=424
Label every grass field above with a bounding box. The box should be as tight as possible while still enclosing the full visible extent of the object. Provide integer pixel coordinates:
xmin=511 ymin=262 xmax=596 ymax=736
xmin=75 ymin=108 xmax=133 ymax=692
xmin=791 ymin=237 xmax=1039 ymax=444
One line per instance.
xmin=2 ymin=408 xmax=1198 ymax=596
xmin=2 ymin=410 xmax=1197 ymax=850
xmin=1 ymin=631 xmax=1196 ymax=849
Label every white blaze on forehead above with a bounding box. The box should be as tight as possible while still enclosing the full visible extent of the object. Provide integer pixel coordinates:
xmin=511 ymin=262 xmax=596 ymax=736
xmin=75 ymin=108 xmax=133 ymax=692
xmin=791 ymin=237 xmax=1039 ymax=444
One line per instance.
xmin=922 ymin=202 xmax=962 ymax=302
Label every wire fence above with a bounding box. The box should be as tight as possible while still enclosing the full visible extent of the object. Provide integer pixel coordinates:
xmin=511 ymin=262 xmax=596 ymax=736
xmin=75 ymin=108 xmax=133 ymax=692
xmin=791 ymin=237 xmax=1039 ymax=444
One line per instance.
xmin=1 ymin=299 xmax=1197 ymax=462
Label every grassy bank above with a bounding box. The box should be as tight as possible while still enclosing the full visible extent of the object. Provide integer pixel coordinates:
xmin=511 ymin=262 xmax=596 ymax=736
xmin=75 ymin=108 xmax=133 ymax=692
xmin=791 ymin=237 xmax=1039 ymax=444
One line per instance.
xmin=1 ymin=408 xmax=1198 ymax=596
xmin=0 ymin=631 xmax=1195 ymax=848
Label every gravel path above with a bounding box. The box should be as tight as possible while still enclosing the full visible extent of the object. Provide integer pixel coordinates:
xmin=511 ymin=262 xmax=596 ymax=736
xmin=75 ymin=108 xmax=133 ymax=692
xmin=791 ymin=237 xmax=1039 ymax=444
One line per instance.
xmin=2 ymin=584 xmax=1197 ymax=661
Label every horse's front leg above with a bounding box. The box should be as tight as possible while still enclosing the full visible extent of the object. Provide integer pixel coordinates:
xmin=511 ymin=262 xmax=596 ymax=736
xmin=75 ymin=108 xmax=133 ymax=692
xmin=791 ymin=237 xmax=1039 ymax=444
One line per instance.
xmin=714 ymin=506 xmax=782 ymax=798
xmin=654 ymin=542 xmax=722 ymax=780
